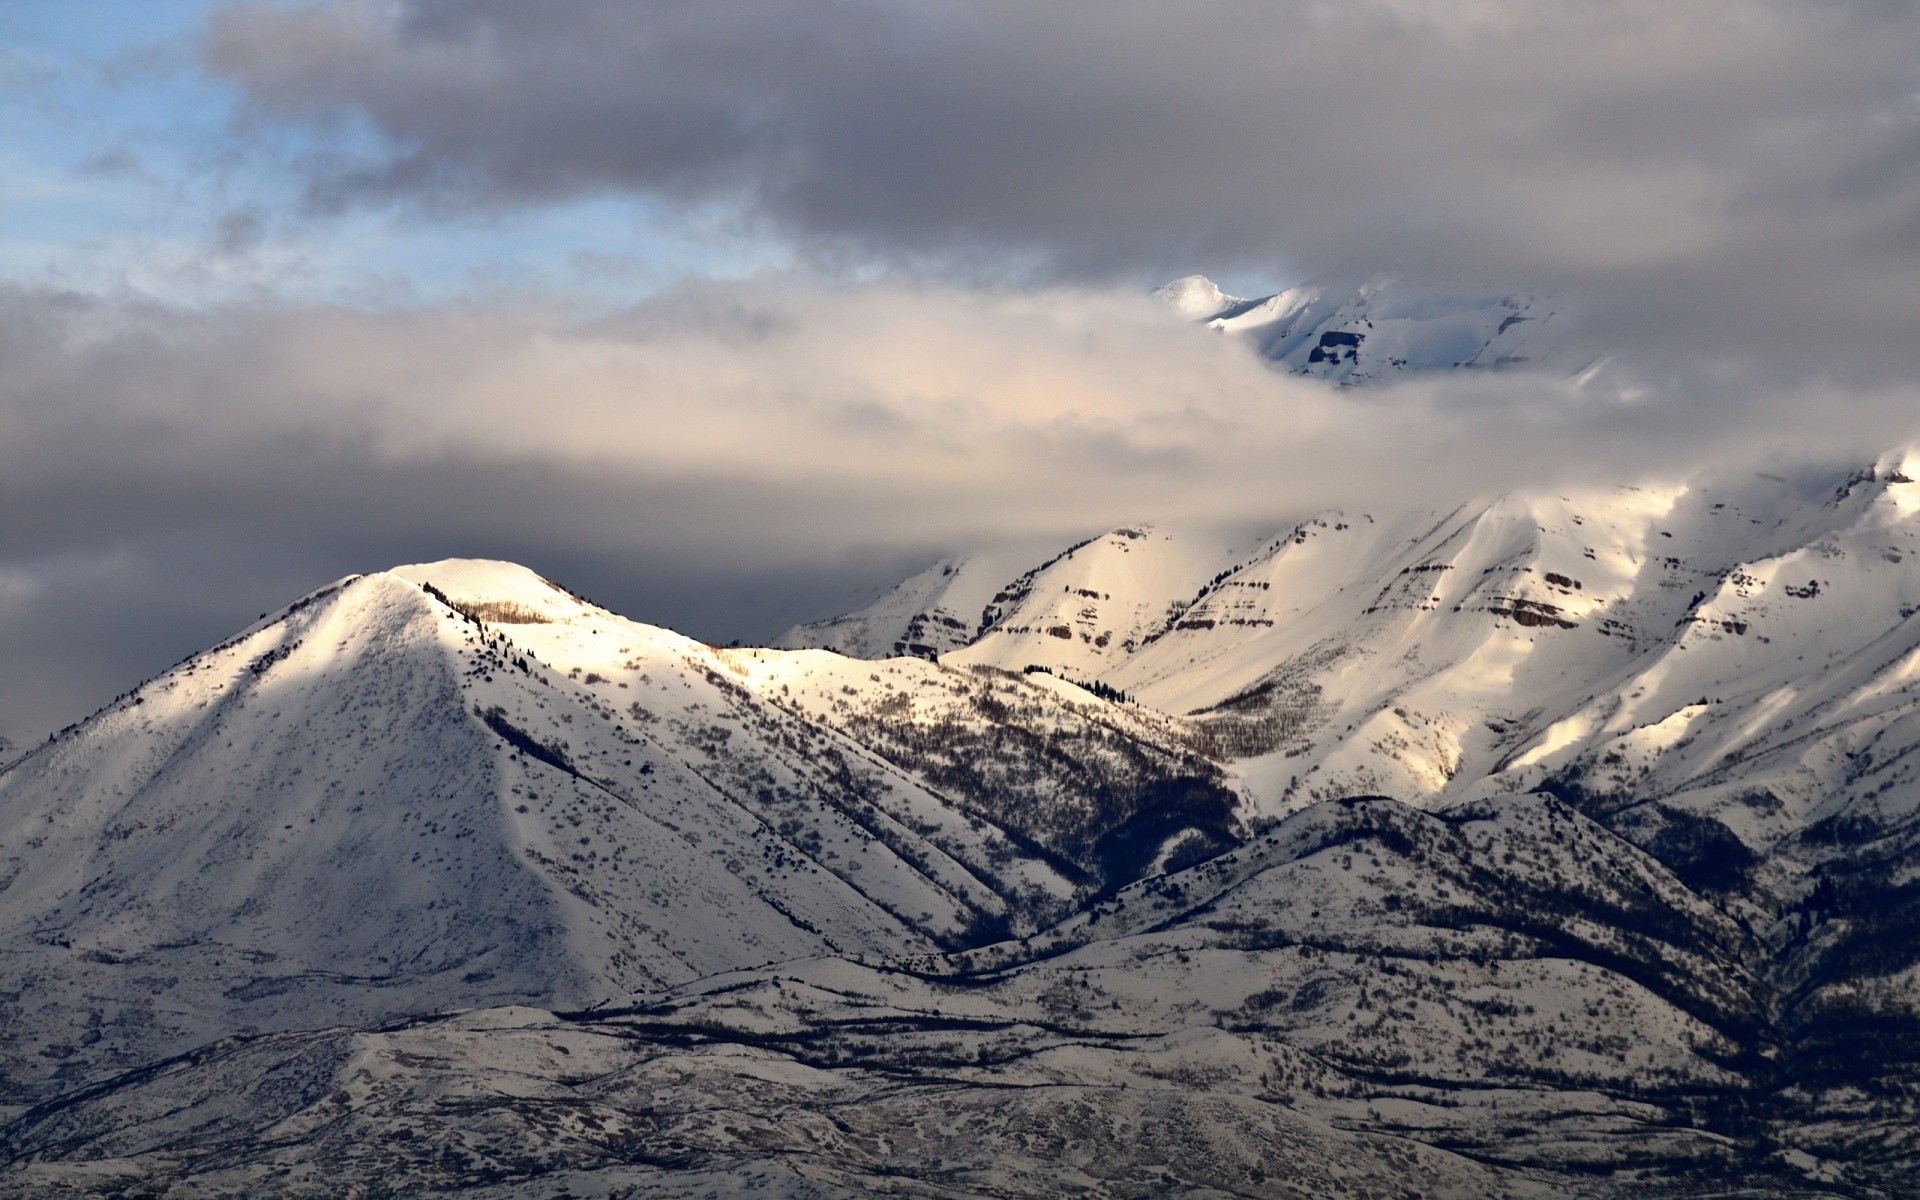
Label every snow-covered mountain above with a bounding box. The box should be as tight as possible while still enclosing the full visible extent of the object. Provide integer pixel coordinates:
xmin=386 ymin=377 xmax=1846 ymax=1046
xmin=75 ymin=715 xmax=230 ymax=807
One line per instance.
xmin=0 ymin=560 xmax=1251 ymax=1107
xmin=9 ymin=454 xmax=1920 ymax=1194
xmin=1156 ymin=273 xmax=1573 ymax=382
xmin=811 ymin=453 xmax=1920 ymax=857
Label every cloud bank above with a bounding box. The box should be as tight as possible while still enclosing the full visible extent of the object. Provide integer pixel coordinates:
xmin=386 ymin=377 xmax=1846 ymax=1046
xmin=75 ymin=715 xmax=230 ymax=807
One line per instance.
xmin=5 ymin=276 xmax=1917 ymax=744
xmin=205 ymin=0 xmax=1920 ymax=379
xmin=8 ymin=0 xmax=1920 ymax=744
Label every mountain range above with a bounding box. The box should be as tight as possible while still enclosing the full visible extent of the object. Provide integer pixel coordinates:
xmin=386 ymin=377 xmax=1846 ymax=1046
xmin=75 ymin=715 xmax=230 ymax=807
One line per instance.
xmin=3 ymin=293 xmax=1919 ymax=1195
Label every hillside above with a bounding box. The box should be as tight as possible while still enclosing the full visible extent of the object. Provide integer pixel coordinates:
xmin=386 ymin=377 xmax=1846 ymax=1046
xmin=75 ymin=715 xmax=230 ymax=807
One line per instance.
xmin=8 ymin=791 xmax=1905 ymax=1196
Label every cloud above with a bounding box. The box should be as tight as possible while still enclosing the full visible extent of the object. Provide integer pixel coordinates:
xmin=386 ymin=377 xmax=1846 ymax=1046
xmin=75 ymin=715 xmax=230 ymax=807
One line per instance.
xmin=5 ymin=274 xmax=1920 ymax=743
xmin=201 ymin=0 xmax=1920 ymax=379
xmin=15 ymin=5 xmax=1920 ymax=756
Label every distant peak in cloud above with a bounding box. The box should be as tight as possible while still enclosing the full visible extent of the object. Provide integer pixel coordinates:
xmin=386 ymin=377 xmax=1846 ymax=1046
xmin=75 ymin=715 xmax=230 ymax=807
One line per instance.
xmin=1158 ymin=272 xmax=1577 ymax=384
xmin=1152 ymin=274 xmax=1242 ymax=321
xmin=203 ymin=0 xmax=1920 ymax=381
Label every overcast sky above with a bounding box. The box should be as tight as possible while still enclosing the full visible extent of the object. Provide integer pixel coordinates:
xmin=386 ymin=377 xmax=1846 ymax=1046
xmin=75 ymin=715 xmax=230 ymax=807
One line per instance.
xmin=5 ymin=0 xmax=1920 ymax=748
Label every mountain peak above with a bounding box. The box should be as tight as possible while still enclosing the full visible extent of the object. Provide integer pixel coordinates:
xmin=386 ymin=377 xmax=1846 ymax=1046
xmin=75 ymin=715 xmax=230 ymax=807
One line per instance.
xmin=1873 ymin=444 xmax=1920 ymax=484
xmin=1152 ymin=274 xmax=1241 ymax=320
xmin=387 ymin=558 xmax=596 ymax=627
xmin=19 ymin=470 xmax=1920 ymax=1192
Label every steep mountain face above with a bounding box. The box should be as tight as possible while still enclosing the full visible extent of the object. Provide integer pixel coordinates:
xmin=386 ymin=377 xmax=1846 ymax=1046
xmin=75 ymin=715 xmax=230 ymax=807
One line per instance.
xmin=851 ymin=455 xmax=1920 ymax=854
xmin=0 ymin=560 xmax=1240 ymax=1106
xmin=1155 ymin=273 xmax=1574 ymax=383
xmin=950 ymin=522 xmax=1250 ymax=680
xmin=810 ymin=456 xmax=1920 ymax=1014
xmin=778 ymin=524 xmax=1254 ymax=680
xmin=690 ymin=451 xmax=1920 ymax=1188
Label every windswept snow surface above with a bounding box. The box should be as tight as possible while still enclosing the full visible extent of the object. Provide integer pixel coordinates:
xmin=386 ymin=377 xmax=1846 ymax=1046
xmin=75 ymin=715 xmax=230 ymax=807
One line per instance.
xmin=11 ymin=456 xmax=1920 ymax=1194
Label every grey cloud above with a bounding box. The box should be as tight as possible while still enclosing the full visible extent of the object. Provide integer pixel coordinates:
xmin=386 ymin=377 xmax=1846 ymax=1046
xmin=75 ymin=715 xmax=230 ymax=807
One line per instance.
xmin=203 ymin=1 xmax=1920 ymax=378
xmin=210 ymin=207 xmax=268 ymax=256
xmin=5 ymin=277 xmax=1917 ymax=745
xmin=77 ymin=147 xmax=145 ymax=179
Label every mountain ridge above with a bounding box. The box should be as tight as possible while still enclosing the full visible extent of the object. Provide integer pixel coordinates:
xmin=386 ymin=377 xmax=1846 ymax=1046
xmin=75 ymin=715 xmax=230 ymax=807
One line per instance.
xmin=8 ymin=453 xmax=1920 ymax=1193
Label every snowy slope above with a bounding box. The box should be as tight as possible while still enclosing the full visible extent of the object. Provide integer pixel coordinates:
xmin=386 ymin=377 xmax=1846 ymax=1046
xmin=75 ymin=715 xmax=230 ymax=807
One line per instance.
xmin=750 ymin=453 xmax=1920 ymax=1185
xmin=1094 ymin=455 xmax=1920 ymax=853
xmin=945 ymin=522 xmax=1250 ymax=680
xmin=6 ymin=792 xmax=1849 ymax=1197
xmin=781 ymin=522 xmax=1254 ymax=681
xmin=2 ymin=560 xmax=1253 ymax=1103
xmin=773 ymin=541 xmax=1058 ymax=659
xmin=0 ymin=565 xmax=937 ymax=1097
xmin=1151 ymin=272 xmax=1242 ymax=319
xmin=796 ymin=454 xmax=1920 ymax=858
xmin=724 ymin=646 xmax=1242 ymax=894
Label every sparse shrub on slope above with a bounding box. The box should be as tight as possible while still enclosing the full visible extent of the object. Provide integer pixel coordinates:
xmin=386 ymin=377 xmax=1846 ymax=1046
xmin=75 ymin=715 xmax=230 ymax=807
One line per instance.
xmin=833 ymin=666 xmax=1241 ymax=896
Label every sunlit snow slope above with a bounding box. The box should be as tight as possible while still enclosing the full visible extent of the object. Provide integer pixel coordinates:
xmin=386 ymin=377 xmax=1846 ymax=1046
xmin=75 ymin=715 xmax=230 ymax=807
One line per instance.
xmin=0 ymin=560 xmax=1243 ymax=1101
xmin=818 ymin=454 xmax=1920 ymax=865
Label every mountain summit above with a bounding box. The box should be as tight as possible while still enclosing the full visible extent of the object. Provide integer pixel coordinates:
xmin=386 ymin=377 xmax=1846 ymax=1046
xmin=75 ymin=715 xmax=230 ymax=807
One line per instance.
xmin=1152 ymin=272 xmax=1243 ymax=319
